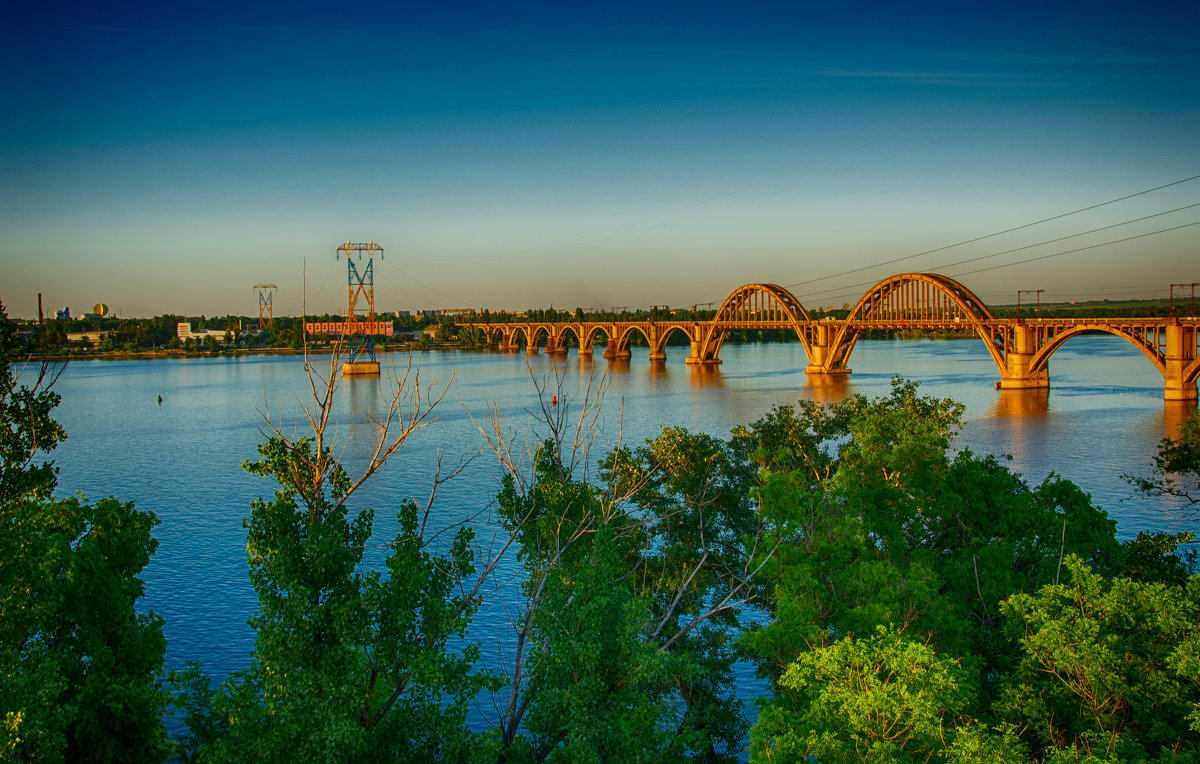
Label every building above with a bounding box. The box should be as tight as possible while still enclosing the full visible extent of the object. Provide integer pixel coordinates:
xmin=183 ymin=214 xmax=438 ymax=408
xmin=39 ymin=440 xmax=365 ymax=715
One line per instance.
xmin=177 ymin=322 xmax=237 ymax=342
xmin=66 ymin=331 xmax=107 ymax=344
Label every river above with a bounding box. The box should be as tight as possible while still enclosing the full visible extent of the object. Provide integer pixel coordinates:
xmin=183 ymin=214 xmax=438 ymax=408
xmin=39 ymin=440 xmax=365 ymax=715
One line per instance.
xmin=47 ymin=335 xmax=1197 ymax=730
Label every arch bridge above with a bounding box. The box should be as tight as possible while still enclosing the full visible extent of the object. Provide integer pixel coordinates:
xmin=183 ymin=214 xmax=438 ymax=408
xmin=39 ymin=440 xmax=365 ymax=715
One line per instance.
xmin=464 ymin=273 xmax=1199 ymax=401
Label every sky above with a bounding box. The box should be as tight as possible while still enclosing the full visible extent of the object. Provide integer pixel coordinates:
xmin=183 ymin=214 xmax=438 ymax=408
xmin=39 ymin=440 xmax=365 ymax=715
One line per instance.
xmin=1 ymin=1 xmax=1198 ymax=318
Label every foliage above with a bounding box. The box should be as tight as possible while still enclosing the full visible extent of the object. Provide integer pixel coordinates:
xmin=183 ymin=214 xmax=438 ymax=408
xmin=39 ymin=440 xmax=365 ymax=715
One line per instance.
xmin=603 ymin=425 xmax=759 ymax=755
xmin=0 ymin=303 xmax=66 ymax=505
xmin=193 ymin=440 xmax=491 ymax=761
xmin=1127 ymin=414 xmax=1200 ymax=512
xmin=484 ymin=418 xmax=762 ymax=762
xmin=0 ymin=301 xmax=168 ymax=762
xmin=751 ymin=625 xmax=973 ymax=763
xmin=1 ymin=496 xmax=168 ymax=763
xmin=998 ymin=557 xmax=1200 ymax=762
xmin=177 ymin=355 xmax=494 ymax=763
xmin=509 ymin=526 xmax=688 ymax=763
xmin=740 ymin=379 xmax=1121 ymax=686
xmin=738 ymin=378 xmax=1187 ymax=763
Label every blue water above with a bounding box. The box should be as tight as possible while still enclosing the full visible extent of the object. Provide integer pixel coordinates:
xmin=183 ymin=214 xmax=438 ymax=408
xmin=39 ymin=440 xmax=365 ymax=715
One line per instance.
xmin=45 ymin=336 xmax=1197 ymax=735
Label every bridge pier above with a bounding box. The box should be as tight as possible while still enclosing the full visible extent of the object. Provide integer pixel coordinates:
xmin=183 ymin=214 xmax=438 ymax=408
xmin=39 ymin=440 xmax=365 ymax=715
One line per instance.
xmin=604 ymin=348 xmax=632 ymax=361
xmin=804 ymin=323 xmax=849 ymax=375
xmin=1164 ymin=324 xmax=1198 ymax=401
xmin=1000 ymin=325 xmax=1050 ymax=390
xmin=648 ymin=350 xmax=666 ymax=361
xmin=685 ymin=339 xmax=721 ymax=365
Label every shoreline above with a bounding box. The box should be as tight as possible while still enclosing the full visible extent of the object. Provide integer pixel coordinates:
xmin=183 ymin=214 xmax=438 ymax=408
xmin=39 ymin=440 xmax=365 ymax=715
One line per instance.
xmin=28 ymin=332 xmax=980 ymax=363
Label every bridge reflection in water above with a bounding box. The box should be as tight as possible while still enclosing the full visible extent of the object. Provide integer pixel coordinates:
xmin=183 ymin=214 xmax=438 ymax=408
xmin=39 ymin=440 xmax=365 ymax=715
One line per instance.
xmin=467 ymin=273 xmax=1199 ymax=402
xmin=991 ymin=388 xmax=1051 ymax=419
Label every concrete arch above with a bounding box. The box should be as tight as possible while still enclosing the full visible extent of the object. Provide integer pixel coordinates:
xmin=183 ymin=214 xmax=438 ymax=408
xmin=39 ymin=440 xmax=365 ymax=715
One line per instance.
xmin=581 ymin=325 xmax=611 ymax=349
xmin=718 ymin=283 xmax=811 ymax=322
xmin=510 ymin=326 xmax=532 ymax=347
xmin=558 ymin=324 xmax=585 ymax=348
xmin=615 ymin=324 xmax=652 ymax=351
xmin=1029 ymin=326 xmax=1165 ymax=375
xmin=652 ymin=324 xmax=696 ymax=357
xmin=484 ymin=327 xmax=507 ymax=346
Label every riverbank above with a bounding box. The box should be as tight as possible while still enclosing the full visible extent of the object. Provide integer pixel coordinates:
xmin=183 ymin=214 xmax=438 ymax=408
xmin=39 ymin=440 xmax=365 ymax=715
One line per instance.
xmin=34 ymin=329 xmax=992 ymax=363
xmin=30 ymin=342 xmax=451 ymax=363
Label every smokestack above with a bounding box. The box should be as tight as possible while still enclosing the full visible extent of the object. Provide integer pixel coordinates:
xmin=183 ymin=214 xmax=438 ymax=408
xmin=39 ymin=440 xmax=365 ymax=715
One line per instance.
xmin=37 ymin=293 xmax=44 ymax=324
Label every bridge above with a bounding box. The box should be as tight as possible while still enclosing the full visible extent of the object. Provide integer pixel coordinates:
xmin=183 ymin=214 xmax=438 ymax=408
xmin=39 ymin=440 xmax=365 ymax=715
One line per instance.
xmin=462 ymin=273 xmax=1200 ymax=401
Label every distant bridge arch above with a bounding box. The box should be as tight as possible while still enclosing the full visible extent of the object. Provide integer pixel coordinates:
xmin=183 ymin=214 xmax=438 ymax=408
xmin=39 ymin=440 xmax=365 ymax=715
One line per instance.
xmin=689 ymin=283 xmax=812 ymax=364
xmin=816 ymin=273 xmax=1001 ymax=373
xmin=1029 ymin=325 xmax=1166 ymax=376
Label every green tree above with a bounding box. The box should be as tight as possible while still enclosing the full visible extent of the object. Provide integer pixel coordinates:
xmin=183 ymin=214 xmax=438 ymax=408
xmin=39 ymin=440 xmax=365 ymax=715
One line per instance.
xmin=1 ymin=496 xmax=168 ymax=763
xmin=474 ymin=372 xmax=770 ymax=762
xmin=997 ymin=557 xmax=1200 ymax=762
xmin=740 ymin=379 xmax=1137 ymax=762
xmin=751 ymin=625 xmax=973 ymax=763
xmin=1127 ymin=414 xmax=1200 ymax=513
xmin=178 ymin=352 xmax=496 ymax=763
xmin=457 ymin=326 xmax=482 ymax=349
xmin=0 ymin=306 xmax=65 ymax=505
xmin=508 ymin=523 xmax=688 ymax=763
xmin=489 ymin=443 xmax=699 ymax=762
xmin=602 ymin=426 xmax=760 ymax=756
xmin=741 ymin=379 xmax=1122 ymax=669
xmin=0 ymin=301 xmax=168 ymax=762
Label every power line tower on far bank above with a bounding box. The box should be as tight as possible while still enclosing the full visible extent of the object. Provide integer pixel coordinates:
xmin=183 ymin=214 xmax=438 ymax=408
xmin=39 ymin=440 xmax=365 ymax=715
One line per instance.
xmin=337 ymin=240 xmax=386 ymax=375
xmin=253 ymin=283 xmax=277 ymax=331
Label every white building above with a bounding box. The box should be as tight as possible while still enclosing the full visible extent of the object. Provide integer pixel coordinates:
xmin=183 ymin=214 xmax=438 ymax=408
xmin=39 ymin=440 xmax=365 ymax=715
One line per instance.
xmin=177 ymin=322 xmax=236 ymax=342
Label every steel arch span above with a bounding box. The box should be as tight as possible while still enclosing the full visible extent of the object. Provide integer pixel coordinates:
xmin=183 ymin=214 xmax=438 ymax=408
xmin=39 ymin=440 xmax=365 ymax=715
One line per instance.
xmin=815 ymin=273 xmax=1003 ymax=373
xmin=689 ymin=283 xmax=812 ymax=364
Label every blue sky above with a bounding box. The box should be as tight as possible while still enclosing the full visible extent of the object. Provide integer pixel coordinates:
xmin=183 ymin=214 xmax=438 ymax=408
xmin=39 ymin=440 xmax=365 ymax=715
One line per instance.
xmin=2 ymin=1 xmax=1197 ymax=317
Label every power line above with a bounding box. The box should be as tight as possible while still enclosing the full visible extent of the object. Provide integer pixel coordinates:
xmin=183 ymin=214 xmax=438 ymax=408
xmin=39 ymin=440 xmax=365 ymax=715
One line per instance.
xmin=951 ymin=220 xmax=1200 ymax=278
xmin=780 ymin=175 xmax=1200 ymax=292
xmin=928 ymin=201 xmax=1200 ymax=273
xmin=376 ymin=265 xmax=474 ymax=310
xmin=791 ymin=219 xmax=1200 ymax=304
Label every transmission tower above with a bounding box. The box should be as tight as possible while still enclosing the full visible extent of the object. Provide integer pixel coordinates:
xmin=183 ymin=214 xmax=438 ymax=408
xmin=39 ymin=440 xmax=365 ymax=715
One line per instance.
xmin=337 ymin=241 xmax=384 ymax=374
xmin=253 ymin=283 xmax=277 ymax=330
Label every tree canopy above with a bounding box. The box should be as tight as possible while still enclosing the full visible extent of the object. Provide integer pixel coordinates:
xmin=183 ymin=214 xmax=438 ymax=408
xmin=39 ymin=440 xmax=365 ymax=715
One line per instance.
xmin=0 ymin=301 xmax=169 ymax=762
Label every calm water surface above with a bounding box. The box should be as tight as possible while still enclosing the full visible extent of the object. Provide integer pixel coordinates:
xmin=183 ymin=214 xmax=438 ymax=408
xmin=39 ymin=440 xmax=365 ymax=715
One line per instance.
xmin=49 ymin=336 xmax=1197 ymax=727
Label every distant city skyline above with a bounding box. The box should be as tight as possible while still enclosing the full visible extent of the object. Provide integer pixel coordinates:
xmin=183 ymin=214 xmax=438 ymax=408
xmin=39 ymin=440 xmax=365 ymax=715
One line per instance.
xmin=2 ymin=1 xmax=1198 ymax=318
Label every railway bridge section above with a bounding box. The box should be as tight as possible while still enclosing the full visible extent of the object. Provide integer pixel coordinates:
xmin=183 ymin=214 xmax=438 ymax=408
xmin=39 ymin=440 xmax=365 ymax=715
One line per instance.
xmin=464 ymin=273 xmax=1199 ymax=401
